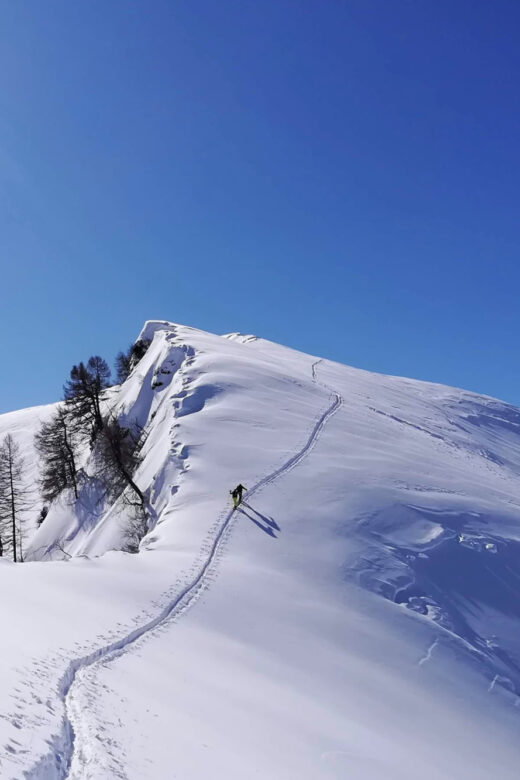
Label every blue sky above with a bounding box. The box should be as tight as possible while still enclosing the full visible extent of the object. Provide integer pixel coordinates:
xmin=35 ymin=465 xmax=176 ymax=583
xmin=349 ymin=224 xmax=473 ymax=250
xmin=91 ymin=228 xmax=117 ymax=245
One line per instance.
xmin=0 ymin=1 xmax=519 ymax=413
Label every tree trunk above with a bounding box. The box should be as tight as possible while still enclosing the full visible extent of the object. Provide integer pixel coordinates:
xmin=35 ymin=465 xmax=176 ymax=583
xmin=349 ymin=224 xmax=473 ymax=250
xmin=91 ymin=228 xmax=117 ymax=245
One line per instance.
xmin=9 ymin=460 xmax=16 ymax=563
xmin=61 ymin=418 xmax=78 ymax=499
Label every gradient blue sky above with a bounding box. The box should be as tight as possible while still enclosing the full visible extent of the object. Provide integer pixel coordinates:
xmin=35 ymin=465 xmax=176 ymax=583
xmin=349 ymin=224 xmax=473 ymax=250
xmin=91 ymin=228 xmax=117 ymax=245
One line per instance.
xmin=0 ymin=1 xmax=519 ymax=413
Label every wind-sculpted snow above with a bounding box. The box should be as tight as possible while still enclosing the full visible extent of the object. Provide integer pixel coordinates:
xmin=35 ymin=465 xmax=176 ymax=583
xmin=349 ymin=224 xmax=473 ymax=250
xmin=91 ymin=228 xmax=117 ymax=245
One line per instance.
xmin=1 ymin=321 xmax=520 ymax=778
xmin=351 ymin=503 xmax=520 ymax=689
xmin=342 ymin=390 xmax=520 ymax=698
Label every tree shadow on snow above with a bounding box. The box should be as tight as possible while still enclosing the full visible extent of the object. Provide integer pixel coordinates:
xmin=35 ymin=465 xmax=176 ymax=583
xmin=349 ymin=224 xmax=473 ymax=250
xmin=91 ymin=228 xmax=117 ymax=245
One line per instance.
xmin=239 ymin=502 xmax=280 ymax=538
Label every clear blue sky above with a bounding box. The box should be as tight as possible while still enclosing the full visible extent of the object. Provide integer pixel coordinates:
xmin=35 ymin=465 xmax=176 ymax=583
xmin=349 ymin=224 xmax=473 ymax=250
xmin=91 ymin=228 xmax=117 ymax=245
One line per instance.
xmin=0 ymin=0 xmax=519 ymax=413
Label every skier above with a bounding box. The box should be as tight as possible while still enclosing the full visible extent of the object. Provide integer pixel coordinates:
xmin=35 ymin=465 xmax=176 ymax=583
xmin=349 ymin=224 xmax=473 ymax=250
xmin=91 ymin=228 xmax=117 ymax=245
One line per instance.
xmin=230 ymin=483 xmax=247 ymax=509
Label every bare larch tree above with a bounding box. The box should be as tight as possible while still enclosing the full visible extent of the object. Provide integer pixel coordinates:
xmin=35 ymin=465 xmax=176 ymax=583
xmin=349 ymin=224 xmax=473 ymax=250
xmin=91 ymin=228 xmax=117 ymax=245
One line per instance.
xmin=0 ymin=434 xmax=30 ymax=562
xmin=35 ymin=406 xmax=79 ymax=502
xmin=64 ymin=356 xmax=111 ymax=441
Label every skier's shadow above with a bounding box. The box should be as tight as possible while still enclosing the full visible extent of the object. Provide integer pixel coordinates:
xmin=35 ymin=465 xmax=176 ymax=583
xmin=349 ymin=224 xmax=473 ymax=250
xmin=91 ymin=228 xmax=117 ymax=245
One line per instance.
xmin=239 ymin=502 xmax=280 ymax=538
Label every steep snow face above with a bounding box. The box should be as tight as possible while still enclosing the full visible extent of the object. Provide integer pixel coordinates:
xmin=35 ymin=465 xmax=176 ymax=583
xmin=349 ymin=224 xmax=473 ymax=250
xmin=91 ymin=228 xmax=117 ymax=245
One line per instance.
xmin=1 ymin=320 xmax=520 ymax=779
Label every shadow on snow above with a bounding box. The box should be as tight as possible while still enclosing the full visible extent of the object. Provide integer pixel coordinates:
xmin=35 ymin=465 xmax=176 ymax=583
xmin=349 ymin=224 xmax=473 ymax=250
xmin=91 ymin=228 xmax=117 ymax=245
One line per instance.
xmin=238 ymin=502 xmax=280 ymax=538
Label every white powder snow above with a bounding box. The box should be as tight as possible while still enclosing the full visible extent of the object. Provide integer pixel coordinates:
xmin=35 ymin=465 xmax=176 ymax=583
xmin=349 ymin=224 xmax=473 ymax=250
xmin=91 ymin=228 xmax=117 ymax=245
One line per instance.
xmin=1 ymin=320 xmax=520 ymax=779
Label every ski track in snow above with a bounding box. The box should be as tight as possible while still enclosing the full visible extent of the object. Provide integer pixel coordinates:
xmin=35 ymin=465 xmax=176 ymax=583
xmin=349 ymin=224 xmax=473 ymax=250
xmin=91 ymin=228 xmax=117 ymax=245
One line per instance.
xmin=418 ymin=638 xmax=440 ymax=667
xmin=25 ymin=360 xmax=342 ymax=780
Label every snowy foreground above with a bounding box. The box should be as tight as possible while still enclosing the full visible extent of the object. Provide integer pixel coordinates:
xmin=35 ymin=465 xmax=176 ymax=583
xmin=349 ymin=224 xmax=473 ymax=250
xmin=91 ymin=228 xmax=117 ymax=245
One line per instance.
xmin=1 ymin=321 xmax=520 ymax=779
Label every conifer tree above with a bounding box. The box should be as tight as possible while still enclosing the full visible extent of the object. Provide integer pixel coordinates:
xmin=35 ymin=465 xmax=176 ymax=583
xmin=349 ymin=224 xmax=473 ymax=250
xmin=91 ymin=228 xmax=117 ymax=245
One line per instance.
xmin=64 ymin=356 xmax=111 ymax=440
xmin=35 ymin=407 xmax=79 ymax=502
xmin=97 ymin=417 xmax=145 ymax=509
xmin=115 ymin=350 xmax=132 ymax=384
xmin=0 ymin=434 xmax=29 ymax=562
xmin=115 ymin=339 xmax=151 ymax=384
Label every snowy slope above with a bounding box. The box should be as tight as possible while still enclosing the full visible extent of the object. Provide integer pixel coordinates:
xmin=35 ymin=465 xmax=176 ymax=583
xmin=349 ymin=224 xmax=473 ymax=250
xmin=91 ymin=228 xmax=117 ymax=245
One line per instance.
xmin=0 ymin=402 xmax=56 ymax=548
xmin=1 ymin=321 xmax=520 ymax=779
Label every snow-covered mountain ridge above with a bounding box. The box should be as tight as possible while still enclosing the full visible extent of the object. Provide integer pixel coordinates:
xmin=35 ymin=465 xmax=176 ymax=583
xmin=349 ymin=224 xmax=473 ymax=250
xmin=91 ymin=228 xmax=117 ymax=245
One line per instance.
xmin=1 ymin=320 xmax=520 ymax=779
